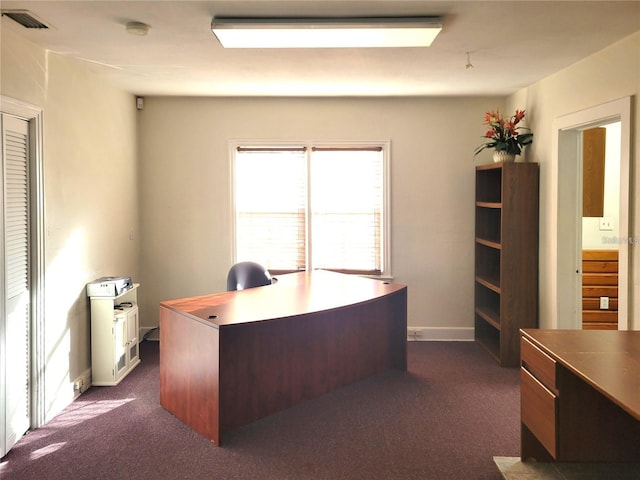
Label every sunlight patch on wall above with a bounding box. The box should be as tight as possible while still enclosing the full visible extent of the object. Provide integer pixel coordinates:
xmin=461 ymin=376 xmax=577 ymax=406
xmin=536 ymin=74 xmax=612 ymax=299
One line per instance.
xmin=43 ymin=228 xmax=88 ymax=418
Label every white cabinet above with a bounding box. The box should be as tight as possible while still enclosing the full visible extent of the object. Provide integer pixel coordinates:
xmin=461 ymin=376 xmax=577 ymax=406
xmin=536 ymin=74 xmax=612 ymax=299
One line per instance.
xmin=89 ymin=284 xmax=141 ymax=386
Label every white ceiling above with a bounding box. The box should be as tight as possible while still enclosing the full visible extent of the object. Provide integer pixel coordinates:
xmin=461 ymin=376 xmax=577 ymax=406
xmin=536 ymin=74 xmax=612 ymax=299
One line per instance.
xmin=2 ymin=1 xmax=639 ymax=97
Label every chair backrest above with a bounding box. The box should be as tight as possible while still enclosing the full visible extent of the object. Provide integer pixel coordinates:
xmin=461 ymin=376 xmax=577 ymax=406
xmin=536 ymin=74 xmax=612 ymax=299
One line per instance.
xmin=226 ymin=261 xmax=272 ymax=291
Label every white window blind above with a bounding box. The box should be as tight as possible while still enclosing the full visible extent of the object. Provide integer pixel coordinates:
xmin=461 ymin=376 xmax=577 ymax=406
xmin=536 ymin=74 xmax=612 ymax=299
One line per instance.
xmin=233 ymin=143 xmax=388 ymax=275
xmin=235 ymin=147 xmax=307 ymax=271
xmin=310 ymin=147 xmax=383 ymax=273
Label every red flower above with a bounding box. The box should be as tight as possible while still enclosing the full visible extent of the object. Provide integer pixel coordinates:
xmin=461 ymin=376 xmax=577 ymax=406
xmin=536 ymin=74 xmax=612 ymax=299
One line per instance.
xmin=484 ymin=110 xmax=500 ymax=126
xmin=514 ymin=110 xmax=525 ymax=124
xmin=474 ymin=108 xmax=533 ymax=158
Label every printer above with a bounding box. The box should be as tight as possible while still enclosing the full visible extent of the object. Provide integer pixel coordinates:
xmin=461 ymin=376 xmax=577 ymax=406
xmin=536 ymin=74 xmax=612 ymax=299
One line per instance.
xmin=86 ymin=276 xmax=133 ymax=297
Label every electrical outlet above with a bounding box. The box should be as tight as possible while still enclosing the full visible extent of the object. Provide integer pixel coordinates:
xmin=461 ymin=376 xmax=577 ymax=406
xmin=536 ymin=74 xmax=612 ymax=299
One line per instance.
xmin=599 ymin=217 xmax=613 ymax=231
xmin=73 ymin=371 xmax=91 ymax=394
xmin=600 ymin=296 xmax=609 ymax=310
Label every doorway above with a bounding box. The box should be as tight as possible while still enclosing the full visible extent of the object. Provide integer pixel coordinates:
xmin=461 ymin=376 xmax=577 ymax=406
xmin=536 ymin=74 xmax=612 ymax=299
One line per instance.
xmin=0 ymin=96 xmax=45 ymax=458
xmin=581 ymin=123 xmax=621 ymax=329
xmin=552 ymin=97 xmax=631 ymax=330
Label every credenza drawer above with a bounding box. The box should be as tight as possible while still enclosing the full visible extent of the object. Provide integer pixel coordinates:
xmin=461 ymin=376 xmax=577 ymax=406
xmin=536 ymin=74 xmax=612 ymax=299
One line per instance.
xmin=521 ymin=336 xmax=557 ymax=392
xmin=521 ymin=367 xmax=557 ymax=459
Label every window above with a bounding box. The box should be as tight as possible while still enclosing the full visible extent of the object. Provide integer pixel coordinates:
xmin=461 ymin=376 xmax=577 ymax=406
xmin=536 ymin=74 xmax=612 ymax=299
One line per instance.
xmin=231 ymin=142 xmax=390 ymax=276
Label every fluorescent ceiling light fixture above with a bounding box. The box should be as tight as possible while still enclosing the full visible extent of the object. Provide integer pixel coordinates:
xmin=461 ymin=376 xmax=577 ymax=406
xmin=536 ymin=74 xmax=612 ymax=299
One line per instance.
xmin=211 ymin=16 xmax=442 ymax=48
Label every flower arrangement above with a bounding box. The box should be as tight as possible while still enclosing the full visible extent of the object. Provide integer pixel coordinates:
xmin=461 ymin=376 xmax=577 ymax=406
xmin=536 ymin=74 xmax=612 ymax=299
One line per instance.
xmin=474 ymin=109 xmax=533 ymax=157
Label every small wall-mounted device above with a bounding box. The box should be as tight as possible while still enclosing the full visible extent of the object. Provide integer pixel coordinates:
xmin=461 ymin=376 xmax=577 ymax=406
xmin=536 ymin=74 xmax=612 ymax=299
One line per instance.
xmin=136 ymin=96 xmax=144 ymax=110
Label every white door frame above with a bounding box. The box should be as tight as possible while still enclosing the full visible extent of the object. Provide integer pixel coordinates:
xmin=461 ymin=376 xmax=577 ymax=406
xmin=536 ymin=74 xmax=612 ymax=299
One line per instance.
xmin=0 ymin=96 xmax=46 ymax=436
xmin=550 ymin=96 xmax=631 ymax=330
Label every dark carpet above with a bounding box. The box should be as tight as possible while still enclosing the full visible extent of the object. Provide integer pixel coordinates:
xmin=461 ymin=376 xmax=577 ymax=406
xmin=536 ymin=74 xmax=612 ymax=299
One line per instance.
xmin=1 ymin=341 xmax=520 ymax=479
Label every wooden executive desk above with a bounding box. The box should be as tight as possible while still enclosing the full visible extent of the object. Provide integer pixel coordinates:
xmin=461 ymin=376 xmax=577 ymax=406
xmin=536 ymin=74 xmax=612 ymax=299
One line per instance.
xmin=159 ymin=270 xmax=407 ymax=445
xmin=520 ymin=329 xmax=640 ymax=462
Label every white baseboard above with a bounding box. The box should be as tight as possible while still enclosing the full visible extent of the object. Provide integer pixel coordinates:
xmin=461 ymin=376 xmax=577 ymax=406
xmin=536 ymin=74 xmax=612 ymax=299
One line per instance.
xmin=141 ymin=326 xmax=472 ymax=342
xmin=407 ymin=326 xmax=474 ymax=341
xmin=139 ymin=326 xmax=155 ymax=336
xmin=141 ymin=325 xmax=472 ymax=342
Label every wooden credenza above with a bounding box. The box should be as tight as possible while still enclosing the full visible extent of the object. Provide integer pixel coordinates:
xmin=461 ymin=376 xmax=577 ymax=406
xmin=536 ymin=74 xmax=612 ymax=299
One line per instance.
xmin=520 ymin=329 xmax=640 ymax=462
xmin=159 ymin=270 xmax=407 ymax=445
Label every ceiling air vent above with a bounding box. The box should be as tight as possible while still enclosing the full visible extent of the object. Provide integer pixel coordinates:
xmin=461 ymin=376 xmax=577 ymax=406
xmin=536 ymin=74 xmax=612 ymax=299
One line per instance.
xmin=2 ymin=10 xmax=49 ymax=29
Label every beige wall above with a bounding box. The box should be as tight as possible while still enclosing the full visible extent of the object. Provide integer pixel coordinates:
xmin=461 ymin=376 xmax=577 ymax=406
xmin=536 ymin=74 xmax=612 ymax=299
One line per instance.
xmin=1 ymin=28 xmax=139 ymax=420
xmin=137 ymin=96 xmax=504 ymax=338
xmin=508 ymin=31 xmax=639 ymax=329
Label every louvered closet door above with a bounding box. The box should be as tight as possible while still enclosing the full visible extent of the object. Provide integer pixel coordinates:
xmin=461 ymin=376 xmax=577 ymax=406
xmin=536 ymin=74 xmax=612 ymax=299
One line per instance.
xmin=1 ymin=113 xmax=31 ymax=457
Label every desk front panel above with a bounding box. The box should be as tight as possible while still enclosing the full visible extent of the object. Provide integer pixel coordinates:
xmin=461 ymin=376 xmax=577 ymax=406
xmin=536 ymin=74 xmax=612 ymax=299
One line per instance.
xmin=218 ymin=287 xmax=407 ymax=435
xmin=160 ymin=271 xmax=407 ymax=445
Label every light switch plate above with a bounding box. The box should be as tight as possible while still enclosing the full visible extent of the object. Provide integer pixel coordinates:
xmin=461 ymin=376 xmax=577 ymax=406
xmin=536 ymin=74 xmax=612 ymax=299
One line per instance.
xmin=600 ymin=296 xmax=609 ymax=310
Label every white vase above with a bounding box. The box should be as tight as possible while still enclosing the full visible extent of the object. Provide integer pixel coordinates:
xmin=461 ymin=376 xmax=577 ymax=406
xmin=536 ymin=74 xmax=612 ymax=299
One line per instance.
xmin=493 ymin=151 xmax=516 ymax=163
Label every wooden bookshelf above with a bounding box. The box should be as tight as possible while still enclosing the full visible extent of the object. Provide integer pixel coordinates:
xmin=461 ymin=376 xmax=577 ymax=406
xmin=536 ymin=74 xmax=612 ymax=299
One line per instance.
xmin=474 ymin=162 xmax=539 ymax=367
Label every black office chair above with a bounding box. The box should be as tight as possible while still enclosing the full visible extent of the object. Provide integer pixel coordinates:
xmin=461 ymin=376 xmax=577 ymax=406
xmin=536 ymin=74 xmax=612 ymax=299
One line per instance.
xmin=226 ymin=261 xmax=272 ymax=291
